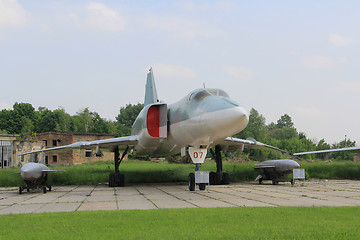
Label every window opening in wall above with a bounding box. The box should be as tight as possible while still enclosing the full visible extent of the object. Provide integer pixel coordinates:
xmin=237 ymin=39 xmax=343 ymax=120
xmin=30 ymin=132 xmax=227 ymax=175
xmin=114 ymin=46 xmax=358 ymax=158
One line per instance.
xmin=53 ymin=155 xmax=57 ymax=163
xmin=43 ymin=140 xmax=48 ymax=147
xmin=45 ymin=156 xmax=48 ymax=165
xmin=85 ymin=150 xmax=92 ymax=158
xmin=52 ymin=140 xmax=57 ymax=147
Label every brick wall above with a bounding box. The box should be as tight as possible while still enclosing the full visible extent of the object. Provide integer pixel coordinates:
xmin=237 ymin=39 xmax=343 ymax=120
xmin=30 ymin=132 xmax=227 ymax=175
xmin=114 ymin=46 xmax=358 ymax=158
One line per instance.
xmin=36 ymin=132 xmax=117 ymax=165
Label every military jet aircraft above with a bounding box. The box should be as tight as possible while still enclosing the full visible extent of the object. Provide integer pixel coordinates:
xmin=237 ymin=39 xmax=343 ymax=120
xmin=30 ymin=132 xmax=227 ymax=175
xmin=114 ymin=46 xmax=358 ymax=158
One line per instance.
xmin=17 ymin=162 xmax=64 ymax=194
xmin=254 ymin=159 xmax=300 ymax=185
xmin=19 ymin=68 xmax=284 ymax=191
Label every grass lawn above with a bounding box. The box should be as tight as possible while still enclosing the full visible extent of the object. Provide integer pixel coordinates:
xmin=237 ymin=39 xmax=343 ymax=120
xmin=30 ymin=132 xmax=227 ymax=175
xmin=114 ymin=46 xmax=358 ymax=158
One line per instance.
xmin=1 ymin=160 xmax=360 ymax=187
xmin=0 ymin=207 xmax=359 ymax=239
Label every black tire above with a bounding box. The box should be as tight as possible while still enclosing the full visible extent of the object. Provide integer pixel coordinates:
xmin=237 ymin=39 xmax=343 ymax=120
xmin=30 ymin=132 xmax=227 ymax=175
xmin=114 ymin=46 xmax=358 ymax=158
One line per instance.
xmin=222 ymin=173 xmax=230 ymax=185
xmin=199 ymin=183 xmax=206 ymax=191
xmin=258 ymin=178 xmax=263 ymax=184
xmin=109 ymin=173 xmax=115 ymax=187
xmin=19 ymin=186 xmax=23 ymax=194
xmin=215 ymin=172 xmax=222 ymax=185
xmin=48 ymin=186 xmax=52 ymax=191
xmin=27 ymin=188 xmax=30 ymax=192
xmin=119 ymin=174 xmax=125 ymax=187
xmin=210 ymin=172 xmax=216 ymax=185
xmin=272 ymin=180 xmax=277 ymax=185
xmin=43 ymin=186 xmax=47 ymax=193
xmin=290 ymin=179 xmax=295 ymax=185
xmin=188 ymin=173 xmax=195 ymax=191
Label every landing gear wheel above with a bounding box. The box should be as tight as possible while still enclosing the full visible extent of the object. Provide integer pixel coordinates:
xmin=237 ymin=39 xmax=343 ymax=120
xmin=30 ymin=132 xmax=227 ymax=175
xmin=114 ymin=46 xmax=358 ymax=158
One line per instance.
xmin=210 ymin=172 xmax=222 ymax=185
xmin=290 ymin=179 xmax=295 ymax=185
xmin=222 ymin=172 xmax=230 ymax=185
xmin=19 ymin=186 xmax=23 ymax=194
xmin=43 ymin=186 xmax=47 ymax=193
xmin=109 ymin=173 xmax=115 ymax=187
xmin=258 ymin=178 xmax=263 ymax=184
xmin=199 ymin=183 xmax=206 ymax=191
xmin=188 ymin=173 xmax=195 ymax=191
xmin=210 ymin=172 xmax=216 ymax=185
xmin=27 ymin=188 xmax=30 ymax=192
xmin=272 ymin=180 xmax=277 ymax=185
xmin=48 ymin=185 xmax=52 ymax=191
xmin=118 ymin=174 xmax=125 ymax=187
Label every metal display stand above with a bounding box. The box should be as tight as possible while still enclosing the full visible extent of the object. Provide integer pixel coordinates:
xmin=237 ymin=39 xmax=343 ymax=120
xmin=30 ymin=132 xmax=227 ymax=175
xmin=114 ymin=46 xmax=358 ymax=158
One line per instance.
xmin=293 ymin=169 xmax=305 ymax=186
xmin=195 ymin=171 xmax=210 ymax=192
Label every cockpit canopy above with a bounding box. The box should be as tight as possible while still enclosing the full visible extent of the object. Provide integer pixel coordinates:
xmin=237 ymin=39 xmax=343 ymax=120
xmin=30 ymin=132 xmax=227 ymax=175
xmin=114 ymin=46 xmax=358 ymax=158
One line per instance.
xmin=189 ymin=89 xmax=230 ymax=101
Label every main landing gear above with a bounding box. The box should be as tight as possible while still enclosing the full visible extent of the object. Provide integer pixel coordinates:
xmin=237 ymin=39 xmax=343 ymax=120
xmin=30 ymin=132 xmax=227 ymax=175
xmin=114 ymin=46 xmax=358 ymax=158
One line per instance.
xmin=209 ymin=145 xmax=230 ymax=185
xmin=19 ymin=176 xmax=52 ymax=194
xmin=109 ymin=146 xmax=128 ymax=187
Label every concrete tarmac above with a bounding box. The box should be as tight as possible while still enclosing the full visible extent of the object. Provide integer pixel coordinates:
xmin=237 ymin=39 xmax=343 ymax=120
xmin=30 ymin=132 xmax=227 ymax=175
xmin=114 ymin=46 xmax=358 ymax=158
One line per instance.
xmin=1 ymin=179 xmax=360 ymax=215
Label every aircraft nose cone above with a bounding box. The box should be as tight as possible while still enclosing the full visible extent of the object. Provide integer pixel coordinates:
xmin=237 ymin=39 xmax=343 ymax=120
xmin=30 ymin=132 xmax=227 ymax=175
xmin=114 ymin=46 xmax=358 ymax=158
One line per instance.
xmin=201 ymin=101 xmax=249 ymax=139
xmin=293 ymin=161 xmax=300 ymax=168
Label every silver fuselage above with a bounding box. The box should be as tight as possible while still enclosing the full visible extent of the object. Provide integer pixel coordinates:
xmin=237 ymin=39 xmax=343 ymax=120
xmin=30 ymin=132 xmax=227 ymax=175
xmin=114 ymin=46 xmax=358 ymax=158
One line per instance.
xmin=131 ymin=88 xmax=249 ymax=156
xmin=254 ymin=159 xmax=300 ymax=176
xmin=20 ymin=162 xmax=49 ymax=182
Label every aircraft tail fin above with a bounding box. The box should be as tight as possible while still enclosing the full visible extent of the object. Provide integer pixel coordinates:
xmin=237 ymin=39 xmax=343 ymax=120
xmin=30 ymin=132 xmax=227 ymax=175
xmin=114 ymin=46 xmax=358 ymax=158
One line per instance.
xmin=144 ymin=68 xmax=159 ymax=106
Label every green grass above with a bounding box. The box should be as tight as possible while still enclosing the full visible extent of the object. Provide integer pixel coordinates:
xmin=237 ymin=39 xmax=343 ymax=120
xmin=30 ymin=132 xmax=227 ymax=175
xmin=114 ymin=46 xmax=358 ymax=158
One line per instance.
xmin=0 ymin=207 xmax=359 ymax=239
xmin=1 ymin=160 xmax=360 ymax=187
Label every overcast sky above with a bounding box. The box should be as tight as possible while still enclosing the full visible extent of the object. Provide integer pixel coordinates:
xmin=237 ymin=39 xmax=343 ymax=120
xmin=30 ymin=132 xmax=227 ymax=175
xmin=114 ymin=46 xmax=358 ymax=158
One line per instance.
xmin=1 ymin=0 xmax=359 ymax=145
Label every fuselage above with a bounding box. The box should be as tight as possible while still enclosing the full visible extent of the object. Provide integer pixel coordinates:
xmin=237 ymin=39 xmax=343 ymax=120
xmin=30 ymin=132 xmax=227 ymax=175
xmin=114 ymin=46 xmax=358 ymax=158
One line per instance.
xmin=254 ymin=159 xmax=300 ymax=176
xmin=132 ymin=88 xmax=249 ymax=156
xmin=20 ymin=162 xmax=49 ymax=181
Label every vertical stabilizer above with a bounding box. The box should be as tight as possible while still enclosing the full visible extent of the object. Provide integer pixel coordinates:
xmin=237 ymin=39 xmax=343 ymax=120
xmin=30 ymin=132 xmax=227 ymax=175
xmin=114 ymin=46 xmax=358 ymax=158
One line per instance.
xmin=144 ymin=68 xmax=159 ymax=106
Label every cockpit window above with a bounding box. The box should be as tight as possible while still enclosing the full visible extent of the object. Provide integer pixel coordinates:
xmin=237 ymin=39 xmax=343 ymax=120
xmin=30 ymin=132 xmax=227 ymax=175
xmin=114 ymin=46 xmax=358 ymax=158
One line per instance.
xmin=208 ymin=90 xmax=217 ymax=96
xmin=207 ymin=89 xmax=230 ymax=98
xmin=193 ymin=90 xmax=211 ymax=101
xmin=219 ymin=90 xmax=230 ymax=98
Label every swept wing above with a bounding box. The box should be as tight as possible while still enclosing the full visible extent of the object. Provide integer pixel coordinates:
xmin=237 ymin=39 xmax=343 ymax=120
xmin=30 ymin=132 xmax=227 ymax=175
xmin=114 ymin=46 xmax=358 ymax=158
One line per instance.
xmin=220 ymin=137 xmax=286 ymax=153
xmin=294 ymin=146 xmax=360 ymax=156
xmin=18 ymin=135 xmax=138 ymax=156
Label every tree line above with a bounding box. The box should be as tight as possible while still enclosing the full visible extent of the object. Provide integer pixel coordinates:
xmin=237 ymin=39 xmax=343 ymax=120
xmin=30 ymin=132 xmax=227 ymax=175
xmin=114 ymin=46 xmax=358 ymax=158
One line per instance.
xmin=0 ymin=103 xmax=355 ymax=160
xmin=0 ymin=102 xmax=143 ymax=139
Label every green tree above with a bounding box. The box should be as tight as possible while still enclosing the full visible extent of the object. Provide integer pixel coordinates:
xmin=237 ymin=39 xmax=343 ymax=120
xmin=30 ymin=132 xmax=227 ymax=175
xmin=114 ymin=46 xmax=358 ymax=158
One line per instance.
xmin=116 ymin=103 xmax=143 ymax=136
xmin=36 ymin=108 xmax=58 ymax=132
xmin=53 ymin=108 xmax=73 ymax=132
xmin=316 ymin=139 xmax=331 ymax=159
xmin=234 ymin=108 xmax=267 ymax=141
xmin=331 ymin=139 xmax=356 ymax=160
xmin=269 ymin=127 xmax=298 ymax=140
xmin=73 ymin=108 xmax=93 ymax=133
xmin=276 ymin=114 xmax=294 ymax=128
xmin=0 ymin=103 xmax=37 ymax=135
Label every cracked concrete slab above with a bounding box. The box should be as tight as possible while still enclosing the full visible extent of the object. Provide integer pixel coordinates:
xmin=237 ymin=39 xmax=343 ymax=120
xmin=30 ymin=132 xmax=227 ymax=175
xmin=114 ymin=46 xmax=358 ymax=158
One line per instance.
xmin=0 ymin=180 xmax=360 ymax=215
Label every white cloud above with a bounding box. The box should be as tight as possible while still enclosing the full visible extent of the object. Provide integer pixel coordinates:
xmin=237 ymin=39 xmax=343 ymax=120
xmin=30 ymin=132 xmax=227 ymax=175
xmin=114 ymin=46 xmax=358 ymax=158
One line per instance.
xmin=0 ymin=0 xmax=29 ymax=30
xmin=71 ymin=2 xmax=126 ymax=32
xmin=329 ymin=33 xmax=355 ymax=47
xmin=144 ymin=15 xmax=221 ymax=39
xmin=301 ymin=55 xmax=347 ymax=70
xmin=0 ymin=102 xmax=12 ymax=110
xmin=222 ymin=65 xmax=254 ymax=81
xmin=149 ymin=63 xmax=197 ymax=80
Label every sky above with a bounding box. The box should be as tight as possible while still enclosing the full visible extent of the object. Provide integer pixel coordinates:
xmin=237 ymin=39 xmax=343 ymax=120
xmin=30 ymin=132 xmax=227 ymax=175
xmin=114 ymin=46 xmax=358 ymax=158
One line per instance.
xmin=1 ymin=0 xmax=359 ymax=145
